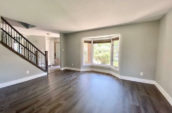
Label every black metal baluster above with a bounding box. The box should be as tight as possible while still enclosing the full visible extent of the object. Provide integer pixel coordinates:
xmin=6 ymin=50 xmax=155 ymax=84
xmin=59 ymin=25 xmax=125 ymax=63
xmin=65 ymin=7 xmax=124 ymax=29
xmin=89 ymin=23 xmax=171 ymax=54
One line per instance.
xmin=27 ymin=42 xmax=29 ymax=59
xmin=24 ymin=39 xmax=26 ymax=57
xmin=5 ymin=23 xmax=7 ymax=43
xmin=19 ymin=35 xmax=21 ymax=53
xmin=10 ymin=29 xmax=12 ymax=48
xmin=6 ymin=24 xmax=8 ymax=45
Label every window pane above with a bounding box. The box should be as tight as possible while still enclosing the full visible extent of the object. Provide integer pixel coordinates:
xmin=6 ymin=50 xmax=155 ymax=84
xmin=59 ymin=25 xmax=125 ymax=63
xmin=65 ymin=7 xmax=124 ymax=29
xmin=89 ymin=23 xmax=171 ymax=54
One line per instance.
xmin=113 ymin=40 xmax=119 ymax=67
xmin=93 ymin=42 xmax=111 ymax=65
xmin=84 ymin=43 xmax=91 ymax=64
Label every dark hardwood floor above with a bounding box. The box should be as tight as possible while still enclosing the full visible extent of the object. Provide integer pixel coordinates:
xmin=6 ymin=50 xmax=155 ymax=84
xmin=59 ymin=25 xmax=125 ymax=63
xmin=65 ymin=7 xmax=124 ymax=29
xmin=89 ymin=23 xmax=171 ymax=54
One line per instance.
xmin=0 ymin=70 xmax=171 ymax=113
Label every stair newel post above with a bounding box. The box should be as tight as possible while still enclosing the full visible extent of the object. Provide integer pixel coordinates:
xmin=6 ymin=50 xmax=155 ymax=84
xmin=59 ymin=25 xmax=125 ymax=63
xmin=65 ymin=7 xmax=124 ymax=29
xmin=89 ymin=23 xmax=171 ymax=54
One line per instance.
xmin=45 ymin=51 xmax=48 ymax=72
xmin=35 ymin=51 xmax=38 ymax=66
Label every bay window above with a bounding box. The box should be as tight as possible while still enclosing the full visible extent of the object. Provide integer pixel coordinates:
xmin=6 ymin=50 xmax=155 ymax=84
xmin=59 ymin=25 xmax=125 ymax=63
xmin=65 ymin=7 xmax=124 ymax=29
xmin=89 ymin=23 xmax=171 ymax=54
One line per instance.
xmin=83 ymin=36 xmax=120 ymax=69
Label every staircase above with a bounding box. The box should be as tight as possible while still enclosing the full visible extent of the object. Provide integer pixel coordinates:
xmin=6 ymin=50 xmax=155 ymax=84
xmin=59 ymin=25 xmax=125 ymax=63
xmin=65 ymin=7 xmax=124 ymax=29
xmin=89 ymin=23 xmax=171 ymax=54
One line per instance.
xmin=0 ymin=17 xmax=48 ymax=72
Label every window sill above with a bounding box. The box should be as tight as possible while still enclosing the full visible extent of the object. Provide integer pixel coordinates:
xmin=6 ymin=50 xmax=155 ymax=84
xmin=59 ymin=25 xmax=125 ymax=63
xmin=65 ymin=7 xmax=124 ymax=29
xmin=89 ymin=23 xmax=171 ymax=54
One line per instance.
xmin=83 ymin=64 xmax=119 ymax=71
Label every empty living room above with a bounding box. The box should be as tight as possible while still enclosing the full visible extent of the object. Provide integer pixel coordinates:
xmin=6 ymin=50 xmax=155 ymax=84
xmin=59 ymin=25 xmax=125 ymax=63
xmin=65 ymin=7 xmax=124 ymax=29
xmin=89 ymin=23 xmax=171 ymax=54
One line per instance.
xmin=0 ymin=0 xmax=172 ymax=113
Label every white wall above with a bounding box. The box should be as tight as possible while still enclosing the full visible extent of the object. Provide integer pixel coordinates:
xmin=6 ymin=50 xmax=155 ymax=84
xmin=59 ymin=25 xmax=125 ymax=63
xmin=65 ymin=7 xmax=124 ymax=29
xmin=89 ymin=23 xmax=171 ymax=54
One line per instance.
xmin=54 ymin=38 xmax=60 ymax=65
xmin=60 ymin=34 xmax=66 ymax=68
xmin=55 ymin=39 xmax=60 ymax=59
xmin=27 ymin=35 xmax=46 ymax=52
xmin=27 ymin=35 xmax=58 ymax=66
xmin=156 ymin=9 xmax=172 ymax=97
xmin=46 ymin=37 xmax=55 ymax=65
xmin=45 ymin=37 xmax=61 ymax=66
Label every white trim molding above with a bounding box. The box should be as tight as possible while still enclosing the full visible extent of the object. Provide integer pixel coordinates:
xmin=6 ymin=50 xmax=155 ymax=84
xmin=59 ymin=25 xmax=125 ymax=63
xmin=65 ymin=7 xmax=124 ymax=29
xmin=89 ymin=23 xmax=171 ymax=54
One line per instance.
xmin=119 ymin=75 xmax=156 ymax=84
xmin=60 ymin=68 xmax=65 ymax=71
xmin=61 ymin=67 xmax=81 ymax=71
xmin=62 ymin=67 xmax=172 ymax=106
xmin=63 ymin=67 xmax=155 ymax=84
xmin=154 ymin=82 xmax=172 ymax=106
xmin=81 ymin=68 xmax=121 ymax=78
xmin=0 ymin=73 xmax=47 ymax=89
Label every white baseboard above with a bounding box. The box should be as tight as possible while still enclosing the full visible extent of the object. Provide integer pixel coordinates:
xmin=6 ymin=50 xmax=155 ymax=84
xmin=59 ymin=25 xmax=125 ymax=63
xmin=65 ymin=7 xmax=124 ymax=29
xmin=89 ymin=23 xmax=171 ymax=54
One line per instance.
xmin=61 ymin=67 xmax=81 ymax=71
xmin=119 ymin=75 xmax=156 ymax=84
xmin=0 ymin=73 xmax=47 ymax=88
xmin=81 ymin=68 xmax=121 ymax=78
xmin=60 ymin=68 xmax=65 ymax=71
xmin=84 ymin=68 xmax=155 ymax=84
xmin=63 ymin=67 xmax=155 ymax=84
xmin=155 ymin=82 xmax=172 ymax=106
xmin=63 ymin=66 xmax=172 ymax=106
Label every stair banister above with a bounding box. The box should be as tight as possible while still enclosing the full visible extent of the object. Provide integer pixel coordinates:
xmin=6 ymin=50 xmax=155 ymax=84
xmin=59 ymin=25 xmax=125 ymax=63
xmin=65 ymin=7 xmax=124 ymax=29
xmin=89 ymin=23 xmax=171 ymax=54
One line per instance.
xmin=0 ymin=17 xmax=48 ymax=72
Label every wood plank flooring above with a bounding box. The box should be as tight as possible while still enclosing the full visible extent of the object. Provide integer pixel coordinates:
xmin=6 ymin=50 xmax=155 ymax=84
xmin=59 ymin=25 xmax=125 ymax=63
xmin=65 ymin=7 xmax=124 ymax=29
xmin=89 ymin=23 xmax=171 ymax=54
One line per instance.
xmin=0 ymin=70 xmax=171 ymax=113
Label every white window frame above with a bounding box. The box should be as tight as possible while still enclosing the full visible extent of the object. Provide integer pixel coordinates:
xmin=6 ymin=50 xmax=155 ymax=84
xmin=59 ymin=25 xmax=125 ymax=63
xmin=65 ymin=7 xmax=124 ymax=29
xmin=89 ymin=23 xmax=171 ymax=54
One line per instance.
xmin=82 ymin=34 xmax=121 ymax=71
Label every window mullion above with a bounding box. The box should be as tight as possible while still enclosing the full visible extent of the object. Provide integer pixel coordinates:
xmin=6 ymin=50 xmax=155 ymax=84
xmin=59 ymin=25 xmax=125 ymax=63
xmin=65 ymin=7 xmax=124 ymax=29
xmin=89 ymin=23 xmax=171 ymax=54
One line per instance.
xmin=111 ymin=39 xmax=114 ymax=66
xmin=91 ymin=40 xmax=93 ymax=64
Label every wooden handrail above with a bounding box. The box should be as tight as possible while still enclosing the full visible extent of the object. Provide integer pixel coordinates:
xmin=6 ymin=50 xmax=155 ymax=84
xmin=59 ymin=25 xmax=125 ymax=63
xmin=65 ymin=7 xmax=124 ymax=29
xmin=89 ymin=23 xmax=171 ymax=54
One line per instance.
xmin=0 ymin=17 xmax=48 ymax=72
xmin=1 ymin=28 xmax=36 ymax=56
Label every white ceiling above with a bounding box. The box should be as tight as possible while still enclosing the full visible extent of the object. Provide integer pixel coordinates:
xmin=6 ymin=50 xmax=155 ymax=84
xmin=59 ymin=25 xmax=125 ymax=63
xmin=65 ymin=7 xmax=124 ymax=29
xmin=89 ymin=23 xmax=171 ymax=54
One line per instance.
xmin=0 ymin=0 xmax=172 ymax=33
xmin=4 ymin=17 xmax=60 ymax=37
xmin=14 ymin=26 xmax=60 ymax=38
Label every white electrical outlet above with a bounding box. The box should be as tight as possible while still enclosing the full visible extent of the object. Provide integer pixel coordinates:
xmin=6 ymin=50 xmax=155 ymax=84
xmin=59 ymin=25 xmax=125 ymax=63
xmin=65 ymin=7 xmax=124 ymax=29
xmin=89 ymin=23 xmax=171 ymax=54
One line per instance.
xmin=26 ymin=70 xmax=30 ymax=74
xmin=140 ymin=72 xmax=144 ymax=76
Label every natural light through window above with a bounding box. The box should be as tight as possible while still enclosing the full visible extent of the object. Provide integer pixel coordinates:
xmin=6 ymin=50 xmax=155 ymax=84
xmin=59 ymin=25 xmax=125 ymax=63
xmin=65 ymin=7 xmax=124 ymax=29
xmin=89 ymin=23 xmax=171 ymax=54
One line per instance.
xmin=93 ymin=40 xmax=111 ymax=65
xmin=83 ymin=35 xmax=120 ymax=69
xmin=113 ymin=39 xmax=119 ymax=67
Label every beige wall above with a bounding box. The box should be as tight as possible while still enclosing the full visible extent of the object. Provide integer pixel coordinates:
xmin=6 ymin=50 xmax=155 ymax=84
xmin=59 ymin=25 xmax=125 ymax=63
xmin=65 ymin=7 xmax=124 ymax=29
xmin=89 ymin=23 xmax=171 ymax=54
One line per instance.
xmin=63 ymin=21 xmax=159 ymax=80
xmin=156 ymin=10 xmax=172 ymax=97
xmin=60 ymin=34 xmax=66 ymax=68
xmin=54 ymin=38 xmax=60 ymax=65
xmin=27 ymin=35 xmax=46 ymax=52
xmin=46 ymin=38 xmax=55 ymax=65
xmin=27 ymin=36 xmax=59 ymax=66
xmin=55 ymin=39 xmax=60 ymax=59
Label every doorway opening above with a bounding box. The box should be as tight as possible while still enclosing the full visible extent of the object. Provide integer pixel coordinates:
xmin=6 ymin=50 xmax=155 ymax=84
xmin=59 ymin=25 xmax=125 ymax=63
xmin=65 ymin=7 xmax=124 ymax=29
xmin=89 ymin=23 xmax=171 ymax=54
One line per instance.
xmin=46 ymin=38 xmax=60 ymax=72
